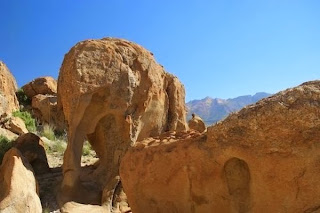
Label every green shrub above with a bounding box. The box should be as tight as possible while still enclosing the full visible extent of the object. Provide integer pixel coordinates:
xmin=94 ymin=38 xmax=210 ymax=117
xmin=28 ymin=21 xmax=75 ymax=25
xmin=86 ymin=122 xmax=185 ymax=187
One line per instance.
xmin=0 ymin=135 xmax=12 ymax=164
xmin=44 ymin=139 xmax=66 ymax=156
xmin=82 ymin=141 xmax=94 ymax=156
xmin=43 ymin=208 xmax=50 ymax=213
xmin=16 ymin=88 xmax=31 ymax=106
xmin=51 ymin=139 xmax=66 ymax=155
xmin=41 ymin=124 xmax=56 ymax=141
xmin=12 ymin=110 xmax=36 ymax=132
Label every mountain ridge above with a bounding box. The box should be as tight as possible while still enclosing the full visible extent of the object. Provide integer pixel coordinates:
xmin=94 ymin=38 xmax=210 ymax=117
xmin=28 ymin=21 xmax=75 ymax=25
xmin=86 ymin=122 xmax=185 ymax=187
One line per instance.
xmin=186 ymin=92 xmax=271 ymax=125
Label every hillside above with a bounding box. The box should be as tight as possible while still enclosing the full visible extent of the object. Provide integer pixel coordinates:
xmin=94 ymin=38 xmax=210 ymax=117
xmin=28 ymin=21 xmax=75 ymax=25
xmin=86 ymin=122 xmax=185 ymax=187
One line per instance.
xmin=186 ymin=92 xmax=271 ymax=125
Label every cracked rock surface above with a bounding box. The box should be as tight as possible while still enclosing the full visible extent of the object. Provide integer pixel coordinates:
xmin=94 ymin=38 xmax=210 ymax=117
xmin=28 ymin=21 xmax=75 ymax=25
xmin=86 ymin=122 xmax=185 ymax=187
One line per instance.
xmin=121 ymin=80 xmax=320 ymax=213
xmin=57 ymin=38 xmax=188 ymax=212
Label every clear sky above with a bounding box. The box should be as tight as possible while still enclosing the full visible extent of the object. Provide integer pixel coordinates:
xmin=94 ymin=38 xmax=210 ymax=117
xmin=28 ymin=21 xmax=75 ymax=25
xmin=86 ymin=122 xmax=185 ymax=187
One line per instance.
xmin=1 ymin=0 xmax=319 ymax=101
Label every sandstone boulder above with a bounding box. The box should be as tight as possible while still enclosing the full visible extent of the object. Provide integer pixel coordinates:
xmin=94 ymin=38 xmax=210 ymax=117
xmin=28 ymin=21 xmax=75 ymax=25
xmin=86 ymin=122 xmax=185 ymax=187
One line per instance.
xmin=0 ymin=61 xmax=19 ymax=116
xmin=15 ymin=133 xmax=50 ymax=175
xmin=57 ymin=38 xmax=188 ymax=211
xmin=120 ymin=80 xmax=320 ymax=213
xmin=32 ymin=94 xmax=65 ymax=131
xmin=0 ymin=148 xmax=42 ymax=213
xmin=188 ymin=113 xmax=206 ymax=132
xmin=6 ymin=116 xmax=28 ymax=135
xmin=0 ymin=127 xmax=18 ymax=141
xmin=22 ymin=76 xmax=57 ymax=99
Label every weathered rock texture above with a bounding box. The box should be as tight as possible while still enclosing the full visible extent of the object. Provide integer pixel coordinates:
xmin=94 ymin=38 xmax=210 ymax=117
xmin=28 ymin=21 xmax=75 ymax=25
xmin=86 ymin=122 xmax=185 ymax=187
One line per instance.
xmin=57 ymin=38 xmax=188 ymax=211
xmin=0 ymin=61 xmax=19 ymax=116
xmin=21 ymin=76 xmax=65 ymax=131
xmin=22 ymin=76 xmax=57 ymax=99
xmin=32 ymin=94 xmax=65 ymax=131
xmin=120 ymin=80 xmax=320 ymax=213
xmin=0 ymin=148 xmax=42 ymax=213
xmin=15 ymin=133 xmax=50 ymax=175
xmin=6 ymin=116 xmax=28 ymax=135
xmin=188 ymin=114 xmax=206 ymax=133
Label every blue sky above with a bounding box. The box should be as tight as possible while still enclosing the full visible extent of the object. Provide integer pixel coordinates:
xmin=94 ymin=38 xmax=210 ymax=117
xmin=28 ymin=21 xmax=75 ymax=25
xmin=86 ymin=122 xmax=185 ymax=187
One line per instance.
xmin=1 ymin=0 xmax=319 ymax=101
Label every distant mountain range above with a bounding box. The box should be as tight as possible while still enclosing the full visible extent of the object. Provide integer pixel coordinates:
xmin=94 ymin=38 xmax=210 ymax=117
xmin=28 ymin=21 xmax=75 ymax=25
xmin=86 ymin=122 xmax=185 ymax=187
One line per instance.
xmin=186 ymin=92 xmax=271 ymax=125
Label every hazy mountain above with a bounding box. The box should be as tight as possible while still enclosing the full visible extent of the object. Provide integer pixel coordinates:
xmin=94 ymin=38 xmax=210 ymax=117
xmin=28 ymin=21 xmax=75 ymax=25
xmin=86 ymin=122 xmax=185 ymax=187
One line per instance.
xmin=186 ymin=92 xmax=271 ymax=125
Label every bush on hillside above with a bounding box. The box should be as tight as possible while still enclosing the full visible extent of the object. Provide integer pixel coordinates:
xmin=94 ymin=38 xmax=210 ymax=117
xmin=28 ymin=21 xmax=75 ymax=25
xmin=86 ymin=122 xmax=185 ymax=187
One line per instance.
xmin=16 ymin=88 xmax=31 ymax=106
xmin=12 ymin=110 xmax=36 ymax=132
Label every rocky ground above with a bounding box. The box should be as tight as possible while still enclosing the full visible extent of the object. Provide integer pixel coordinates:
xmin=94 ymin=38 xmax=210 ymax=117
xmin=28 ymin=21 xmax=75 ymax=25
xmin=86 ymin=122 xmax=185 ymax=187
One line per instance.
xmin=39 ymin=151 xmax=99 ymax=213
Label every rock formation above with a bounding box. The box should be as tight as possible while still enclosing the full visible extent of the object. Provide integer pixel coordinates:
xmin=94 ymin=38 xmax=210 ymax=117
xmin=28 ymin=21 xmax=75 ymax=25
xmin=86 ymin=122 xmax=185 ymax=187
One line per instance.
xmin=188 ymin=113 xmax=206 ymax=132
xmin=0 ymin=148 xmax=42 ymax=213
xmin=6 ymin=117 xmax=28 ymax=135
xmin=120 ymin=80 xmax=320 ymax=213
xmin=0 ymin=127 xmax=18 ymax=141
xmin=15 ymin=133 xmax=50 ymax=175
xmin=32 ymin=94 xmax=65 ymax=131
xmin=186 ymin=92 xmax=271 ymax=125
xmin=57 ymin=38 xmax=188 ymax=211
xmin=22 ymin=76 xmax=57 ymax=99
xmin=21 ymin=76 xmax=65 ymax=131
xmin=0 ymin=62 xmax=19 ymax=117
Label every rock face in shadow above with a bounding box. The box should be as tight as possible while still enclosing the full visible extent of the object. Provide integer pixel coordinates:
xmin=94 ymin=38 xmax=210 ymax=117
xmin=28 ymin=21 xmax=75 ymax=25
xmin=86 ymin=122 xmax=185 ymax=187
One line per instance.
xmin=120 ymin=80 xmax=320 ymax=213
xmin=15 ymin=133 xmax=50 ymax=175
xmin=0 ymin=62 xmax=19 ymax=116
xmin=0 ymin=148 xmax=42 ymax=213
xmin=57 ymin=38 xmax=188 ymax=211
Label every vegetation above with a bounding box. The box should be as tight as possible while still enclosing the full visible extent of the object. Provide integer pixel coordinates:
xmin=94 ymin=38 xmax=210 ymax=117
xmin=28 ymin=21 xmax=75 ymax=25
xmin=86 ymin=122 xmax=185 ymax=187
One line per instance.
xmin=12 ymin=110 xmax=36 ymax=132
xmin=82 ymin=141 xmax=94 ymax=156
xmin=16 ymin=88 xmax=31 ymax=106
xmin=41 ymin=124 xmax=56 ymax=141
xmin=43 ymin=208 xmax=50 ymax=213
xmin=0 ymin=135 xmax=12 ymax=164
xmin=46 ymin=139 xmax=66 ymax=155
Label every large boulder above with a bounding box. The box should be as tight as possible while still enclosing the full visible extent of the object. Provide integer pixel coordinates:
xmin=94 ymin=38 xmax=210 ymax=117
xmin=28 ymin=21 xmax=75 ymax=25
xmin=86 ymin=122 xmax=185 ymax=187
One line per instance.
xmin=22 ymin=76 xmax=57 ymax=99
xmin=57 ymin=38 xmax=188 ymax=211
xmin=15 ymin=133 xmax=50 ymax=175
xmin=120 ymin=80 xmax=320 ymax=213
xmin=0 ymin=148 xmax=42 ymax=213
xmin=32 ymin=94 xmax=65 ymax=131
xmin=0 ymin=62 xmax=19 ymax=116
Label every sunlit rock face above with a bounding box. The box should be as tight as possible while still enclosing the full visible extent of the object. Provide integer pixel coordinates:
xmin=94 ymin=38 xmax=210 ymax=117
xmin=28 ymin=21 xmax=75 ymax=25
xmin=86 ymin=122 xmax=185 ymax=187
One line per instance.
xmin=57 ymin=38 xmax=188 ymax=211
xmin=0 ymin=148 xmax=42 ymax=213
xmin=0 ymin=61 xmax=19 ymax=116
xmin=121 ymin=80 xmax=320 ymax=213
xmin=22 ymin=76 xmax=57 ymax=99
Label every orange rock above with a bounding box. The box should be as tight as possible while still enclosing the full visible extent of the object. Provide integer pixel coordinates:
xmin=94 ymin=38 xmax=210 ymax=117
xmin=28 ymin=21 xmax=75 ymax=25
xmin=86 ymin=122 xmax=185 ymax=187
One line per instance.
xmin=0 ymin=148 xmax=42 ymax=213
xmin=188 ymin=113 xmax=206 ymax=132
xmin=22 ymin=76 xmax=57 ymax=99
xmin=57 ymin=38 xmax=188 ymax=211
xmin=120 ymin=80 xmax=320 ymax=213
xmin=0 ymin=61 xmax=19 ymax=116
xmin=6 ymin=116 xmax=28 ymax=135
xmin=15 ymin=133 xmax=50 ymax=175
xmin=31 ymin=94 xmax=65 ymax=131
